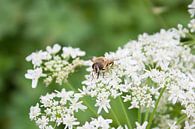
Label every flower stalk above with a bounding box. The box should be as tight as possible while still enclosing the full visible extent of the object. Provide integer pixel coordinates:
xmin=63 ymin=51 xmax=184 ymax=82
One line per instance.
xmin=176 ymin=115 xmax=187 ymax=125
xmin=147 ymin=86 xmax=167 ymax=129
xmin=138 ymin=108 xmax=142 ymax=123
xmin=119 ymin=97 xmax=132 ymax=129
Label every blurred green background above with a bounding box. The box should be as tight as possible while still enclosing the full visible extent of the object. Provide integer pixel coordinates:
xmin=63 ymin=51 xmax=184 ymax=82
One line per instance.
xmin=0 ymin=0 xmax=192 ymax=129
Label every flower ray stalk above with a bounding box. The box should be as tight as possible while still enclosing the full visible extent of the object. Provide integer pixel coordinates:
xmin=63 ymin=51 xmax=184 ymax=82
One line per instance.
xmin=110 ymin=108 xmax=121 ymax=126
xmin=144 ymin=108 xmax=149 ymax=122
xmin=146 ymin=86 xmax=166 ymax=129
xmin=119 ymin=96 xmax=132 ymax=129
xmin=176 ymin=115 xmax=187 ymax=125
xmin=138 ymin=108 xmax=142 ymax=124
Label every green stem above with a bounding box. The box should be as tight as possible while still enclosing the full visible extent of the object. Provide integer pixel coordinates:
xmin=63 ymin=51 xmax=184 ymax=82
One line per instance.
xmin=187 ymin=33 xmax=195 ymax=41
xmin=182 ymin=41 xmax=195 ymax=46
xmin=110 ymin=108 xmax=121 ymax=126
xmin=66 ymin=82 xmax=76 ymax=91
xmin=144 ymin=108 xmax=149 ymax=122
xmin=146 ymin=86 xmax=166 ymax=129
xmin=53 ymin=122 xmax=57 ymax=129
xmin=66 ymin=82 xmax=98 ymax=117
xmin=176 ymin=115 xmax=187 ymax=125
xmin=138 ymin=108 xmax=142 ymax=123
xmin=119 ymin=97 xmax=132 ymax=129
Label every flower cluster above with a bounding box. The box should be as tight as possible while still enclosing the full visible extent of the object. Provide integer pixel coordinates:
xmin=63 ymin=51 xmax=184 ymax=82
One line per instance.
xmin=29 ymin=89 xmax=87 ymax=129
xmin=25 ymin=44 xmax=86 ymax=88
xmin=81 ymin=27 xmax=195 ymax=113
xmin=123 ymin=86 xmax=154 ymax=109
xmin=80 ymin=26 xmax=195 ymax=128
xmin=81 ymin=63 xmax=123 ymax=113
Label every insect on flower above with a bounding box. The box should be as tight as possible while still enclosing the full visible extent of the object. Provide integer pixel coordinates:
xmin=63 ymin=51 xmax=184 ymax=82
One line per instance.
xmin=91 ymin=56 xmax=114 ymax=78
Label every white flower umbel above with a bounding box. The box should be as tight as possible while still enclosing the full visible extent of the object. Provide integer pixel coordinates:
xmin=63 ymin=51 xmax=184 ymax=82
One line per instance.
xmin=81 ymin=27 xmax=195 ymax=115
xmin=29 ymin=89 xmax=87 ymax=129
xmin=25 ymin=44 xmax=86 ymax=87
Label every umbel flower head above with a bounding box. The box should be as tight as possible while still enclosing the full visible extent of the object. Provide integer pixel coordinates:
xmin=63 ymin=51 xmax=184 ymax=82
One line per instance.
xmin=25 ymin=44 xmax=86 ymax=88
xmin=30 ymin=89 xmax=129 ymax=129
xmin=81 ymin=28 xmax=195 ymax=115
xmin=29 ymin=89 xmax=87 ymax=129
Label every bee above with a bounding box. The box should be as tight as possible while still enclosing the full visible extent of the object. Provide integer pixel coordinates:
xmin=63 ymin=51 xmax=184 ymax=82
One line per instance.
xmin=91 ymin=56 xmax=114 ymax=78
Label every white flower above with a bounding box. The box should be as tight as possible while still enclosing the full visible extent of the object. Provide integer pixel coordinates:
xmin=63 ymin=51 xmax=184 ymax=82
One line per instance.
xmin=29 ymin=103 xmax=41 ymax=120
xmin=184 ymin=121 xmax=195 ymax=129
xmin=168 ymin=85 xmax=185 ymax=104
xmin=46 ymin=44 xmax=61 ymax=54
xmin=62 ymin=47 xmax=85 ymax=59
xmin=168 ymin=122 xmax=179 ymax=129
xmin=135 ymin=121 xmax=148 ymax=129
xmin=63 ymin=114 xmax=79 ymax=129
xmin=129 ymin=100 xmax=139 ymax=109
xmin=172 ymin=24 xmax=189 ymax=38
xmin=56 ymin=89 xmax=74 ymax=105
xmin=188 ymin=0 xmax=195 ymax=17
xmin=124 ymin=86 xmax=154 ymax=109
xmin=70 ymin=97 xmax=87 ymax=112
xmin=188 ymin=19 xmax=195 ymax=32
xmin=25 ymin=68 xmax=46 ymax=88
xmin=26 ymin=51 xmax=50 ymax=67
xmin=95 ymin=92 xmax=111 ymax=114
xmin=36 ymin=116 xmax=49 ymax=129
xmin=40 ymin=93 xmax=55 ymax=107
xmin=92 ymin=116 xmax=112 ymax=129
xmin=182 ymin=103 xmax=195 ymax=118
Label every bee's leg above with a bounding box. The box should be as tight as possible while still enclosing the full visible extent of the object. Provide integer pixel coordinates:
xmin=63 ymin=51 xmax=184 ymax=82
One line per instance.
xmin=102 ymin=72 xmax=105 ymax=78
xmin=108 ymin=62 xmax=114 ymax=68
xmin=91 ymin=72 xmax=94 ymax=80
xmin=97 ymin=71 xmax=100 ymax=79
xmin=110 ymin=62 xmax=114 ymax=66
